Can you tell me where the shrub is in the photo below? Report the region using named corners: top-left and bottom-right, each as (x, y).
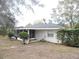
top-left (19, 31), bottom-right (28, 44)
top-left (57, 29), bottom-right (79, 47)
top-left (0, 27), bottom-right (7, 36)
top-left (19, 31), bottom-right (28, 39)
top-left (57, 30), bottom-right (65, 43)
top-left (8, 32), bottom-right (14, 38)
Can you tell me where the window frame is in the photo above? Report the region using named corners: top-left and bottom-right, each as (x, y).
top-left (47, 32), bottom-right (54, 37)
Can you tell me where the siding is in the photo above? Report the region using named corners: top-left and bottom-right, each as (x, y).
top-left (35, 30), bottom-right (46, 40)
top-left (35, 30), bottom-right (60, 43)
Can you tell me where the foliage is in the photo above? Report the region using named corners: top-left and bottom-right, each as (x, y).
top-left (0, 0), bottom-right (16, 28)
top-left (51, 0), bottom-right (79, 29)
top-left (0, 14), bottom-right (15, 32)
top-left (19, 31), bottom-right (28, 39)
top-left (0, 26), bottom-right (7, 36)
top-left (57, 29), bottom-right (79, 47)
top-left (75, 23), bottom-right (79, 29)
top-left (0, 0), bottom-right (42, 16)
top-left (0, 25), bottom-right (15, 36)
top-left (8, 32), bottom-right (15, 38)
top-left (0, 0), bottom-right (42, 32)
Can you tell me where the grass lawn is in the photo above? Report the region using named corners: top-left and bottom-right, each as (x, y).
top-left (0, 36), bottom-right (79, 59)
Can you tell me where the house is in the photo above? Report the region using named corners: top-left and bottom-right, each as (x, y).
top-left (16, 23), bottom-right (64, 43)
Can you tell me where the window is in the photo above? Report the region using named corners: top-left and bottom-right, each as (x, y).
top-left (47, 33), bottom-right (54, 37)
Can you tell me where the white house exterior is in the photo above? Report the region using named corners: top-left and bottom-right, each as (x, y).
top-left (35, 30), bottom-right (59, 43)
top-left (16, 23), bottom-right (63, 43)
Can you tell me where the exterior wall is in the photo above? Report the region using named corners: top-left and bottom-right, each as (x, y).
top-left (35, 30), bottom-right (60, 43)
top-left (45, 30), bottom-right (59, 43)
top-left (35, 30), bottom-right (46, 40)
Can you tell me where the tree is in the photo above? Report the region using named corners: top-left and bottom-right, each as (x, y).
top-left (0, 0), bottom-right (16, 34)
top-left (75, 23), bottom-right (79, 29)
top-left (51, 0), bottom-right (79, 29)
top-left (0, 0), bottom-right (43, 26)
top-left (0, 13), bottom-right (16, 35)
top-left (43, 18), bottom-right (47, 24)
top-left (0, 0), bottom-right (42, 35)
top-left (19, 32), bottom-right (28, 44)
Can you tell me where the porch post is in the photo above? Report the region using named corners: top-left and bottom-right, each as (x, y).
top-left (27, 29), bottom-right (30, 44)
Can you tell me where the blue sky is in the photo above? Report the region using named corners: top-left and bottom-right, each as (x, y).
top-left (15, 0), bottom-right (58, 27)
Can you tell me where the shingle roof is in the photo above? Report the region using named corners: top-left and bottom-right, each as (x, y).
top-left (26, 23), bottom-right (63, 29)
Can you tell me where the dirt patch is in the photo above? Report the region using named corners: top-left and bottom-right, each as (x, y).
top-left (1, 43), bottom-right (79, 59)
top-left (0, 40), bottom-right (6, 45)
top-left (0, 36), bottom-right (79, 59)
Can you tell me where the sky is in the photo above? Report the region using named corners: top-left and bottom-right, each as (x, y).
top-left (15, 0), bottom-right (59, 27)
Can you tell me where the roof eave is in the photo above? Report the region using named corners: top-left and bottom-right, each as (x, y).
top-left (26, 28), bottom-right (64, 30)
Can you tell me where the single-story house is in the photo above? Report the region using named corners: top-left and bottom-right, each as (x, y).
top-left (16, 23), bottom-right (64, 43)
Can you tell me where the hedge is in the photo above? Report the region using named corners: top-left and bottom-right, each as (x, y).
top-left (57, 29), bottom-right (79, 47)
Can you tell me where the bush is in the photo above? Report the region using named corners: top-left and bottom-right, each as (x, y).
top-left (19, 31), bottom-right (28, 44)
top-left (0, 27), bottom-right (7, 36)
top-left (8, 32), bottom-right (14, 38)
top-left (19, 31), bottom-right (28, 39)
top-left (57, 29), bottom-right (79, 47)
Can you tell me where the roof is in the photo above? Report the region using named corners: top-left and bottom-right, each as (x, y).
top-left (16, 23), bottom-right (64, 30)
top-left (25, 23), bottom-right (64, 30)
